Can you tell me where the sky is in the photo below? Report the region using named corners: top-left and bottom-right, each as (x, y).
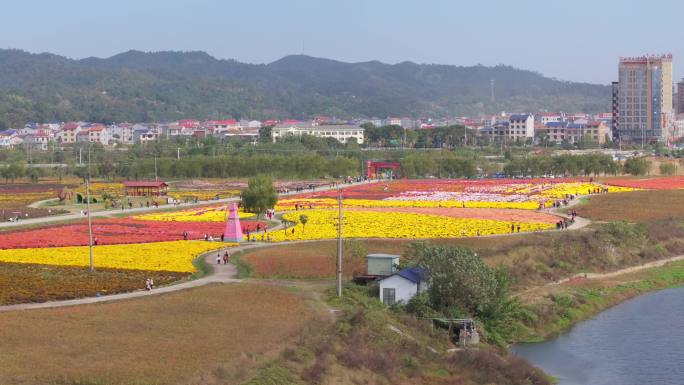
top-left (1, 0), bottom-right (683, 84)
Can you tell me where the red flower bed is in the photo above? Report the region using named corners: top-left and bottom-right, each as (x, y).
top-left (606, 177), bottom-right (684, 190)
top-left (0, 218), bottom-right (267, 249)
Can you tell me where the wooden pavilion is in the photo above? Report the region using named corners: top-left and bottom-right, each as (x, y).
top-left (123, 181), bottom-right (169, 197)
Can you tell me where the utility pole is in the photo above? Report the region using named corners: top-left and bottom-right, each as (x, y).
top-left (79, 147), bottom-right (82, 165)
top-left (154, 156), bottom-right (158, 181)
top-left (336, 188), bottom-right (343, 297)
top-left (177, 147), bottom-right (180, 160)
top-left (86, 145), bottom-right (94, 271)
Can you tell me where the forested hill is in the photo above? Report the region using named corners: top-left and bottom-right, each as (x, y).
top-left (0, 49), bottom-right (609, 128)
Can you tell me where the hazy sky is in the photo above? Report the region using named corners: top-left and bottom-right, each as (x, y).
top-left (1, 0), bottom-right (682, 84)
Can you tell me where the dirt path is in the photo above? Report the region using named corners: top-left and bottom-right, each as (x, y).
top-left (514, 254), bottom-right (684, 300)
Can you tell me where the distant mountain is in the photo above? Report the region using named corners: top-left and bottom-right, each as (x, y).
top-left (0, 49), bottom-right (610, 128)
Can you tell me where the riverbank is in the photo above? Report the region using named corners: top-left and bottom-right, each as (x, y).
top-left (511, 259), bottom-right (684, 343)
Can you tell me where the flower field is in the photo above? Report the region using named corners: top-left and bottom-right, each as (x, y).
top-left (0, 240), bottom-right (230, 272)
top-left (281, 180), bottom-right (633, 211)
top-left (0, 183), bottom-right (68, 218)
top-left (271, 209), bottom-right (554, 241)
top-left (606, 176), bottom-right (684, 190)
top-left (0, 218), bottom-right (266, 249)
top-left (134, 206), bottom-right (255, 222)
top-left (0, 262), bottom-right (187, 305)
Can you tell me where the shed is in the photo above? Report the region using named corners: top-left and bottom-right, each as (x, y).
top-left (367, 253), bottom-right (400, 276)
top-left (123, 181), bottom-right (168, 197)
top-left (379, 267), bottom-right (428, 305)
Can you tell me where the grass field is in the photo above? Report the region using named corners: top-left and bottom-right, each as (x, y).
top-left (577, 190), bottom-right (684, 222)
top-left (0, 262), bottom-right (187, 305)
top-left (0, 283), bottom-right (312, 385)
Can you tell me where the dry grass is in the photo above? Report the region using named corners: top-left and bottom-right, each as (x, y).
top-left (0, 283), bottom-right (312, 385)
top-left (577, 190), bottom-right (684, 222)
top-left (0, 262), bottom-right (187, 305)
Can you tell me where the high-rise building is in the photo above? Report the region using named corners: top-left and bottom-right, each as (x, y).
top-left (677, 79), bottom-right (684, 114)
top-left (614, 54), bottom-right (673, 143)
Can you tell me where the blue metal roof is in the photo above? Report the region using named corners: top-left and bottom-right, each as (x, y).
top-left (509, 114), bottom-right (530, 121)
top-left (396, 267), bottom-right (426, 284)
top-left (567, 123), bottom-right (586, 129)
top-left (545, 121), bottom-right (567, 128)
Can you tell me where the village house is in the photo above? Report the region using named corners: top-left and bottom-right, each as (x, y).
top-left (378, 266), bottom-right (428, 305)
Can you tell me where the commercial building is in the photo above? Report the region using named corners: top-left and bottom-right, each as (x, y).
top-left (271, 123), bottom-right (364, 144)
top-left (614, 54), bottom-right (673, 143)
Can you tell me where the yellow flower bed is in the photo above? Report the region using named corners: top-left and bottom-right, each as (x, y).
top-left (270, 209), bottom-right (553, 241)
top-left (0, 191), bottom-right (55, 204)
top-left (275, 198), bottom-right (542, 211)
top-left (0, 241), bottom-right (232, 273)
top-left (75, 182), bottom-right (124, 198)
top-left (506, 182), bottom-right (635, 198)
top-left (134, 206), bottom-right (254, 222)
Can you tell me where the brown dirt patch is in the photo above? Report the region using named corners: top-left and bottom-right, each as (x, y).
top-left (577, 190), bottom-right (684, 222)
top-left (0, 283), bottom-right (312, 384)
top-left (348, 207), bottom-right (559, 224)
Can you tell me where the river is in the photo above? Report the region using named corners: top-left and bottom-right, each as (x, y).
top-left (511, 286), bottom-right (684, 385)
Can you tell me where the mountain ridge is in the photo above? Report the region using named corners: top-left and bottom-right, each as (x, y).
top-left (0, 49), bottom-right (610, 128)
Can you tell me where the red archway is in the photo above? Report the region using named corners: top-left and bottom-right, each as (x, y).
top-left (366, 161), bottom-right (401, 178)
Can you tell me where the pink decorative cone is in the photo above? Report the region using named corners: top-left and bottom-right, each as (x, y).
top-left (224, 203), bottom-right (244, 242)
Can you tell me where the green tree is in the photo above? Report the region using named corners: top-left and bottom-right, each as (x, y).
top-left (624, 157), bottom-right (651, 176)
top-left (1, 162), bottom-right (26, 183)
top-left (417, 245), bottom-right (505, 316)
top-left (299, 214), bottom-right (308, 233)
top-left (241, 175), bottom-right (277, 219)
top-left (660, 162), bottom-right (677, 176)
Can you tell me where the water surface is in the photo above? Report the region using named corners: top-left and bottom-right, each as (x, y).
top-left (512, 286), bottom-right (684, 385)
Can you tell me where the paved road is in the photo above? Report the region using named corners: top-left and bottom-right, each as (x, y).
top-left (0, 179), bottom-right (379, 229)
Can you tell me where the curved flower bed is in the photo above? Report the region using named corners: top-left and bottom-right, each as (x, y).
top-left (270, 209), bottom-right (553, 241)
top-left (0, 240), bottom-right (232, 272)
top-left (0, 218), bottom-right (265, 249)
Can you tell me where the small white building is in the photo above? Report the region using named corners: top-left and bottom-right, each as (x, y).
top-left (378, 267), bottom-right (428, 305)
top-left (271, 123), bottom-right (364, 144)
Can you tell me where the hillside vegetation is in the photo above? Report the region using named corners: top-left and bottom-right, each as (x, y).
top-left (0, 49), bottom-right (609, 128)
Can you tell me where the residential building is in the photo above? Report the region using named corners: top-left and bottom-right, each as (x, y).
top-left (208, 119), bottom-right (239, 134)
top-left (378, 267), bottom-right (428, 305)
top-left (543, 121), bottom-right (568, 143)
top-left (492, 114), bottom-right (534, 140)
top-left (0, 129), bottom-right (19, 148)
top-left (271, 123), bottom-right (364, 144)
top-left (23, 133), bottom-right (50, 150)
top-left (674, 114), bottom-right (684, 139)
top-left (615, 54), bottom-right (674, 143)
top-left (539, 113), bottom-right (563, 125)
top-left (108, 124), bottom-right (134, 144)
top-left (88, 126), bottom-right (110, 145)
top-left (542, 121), bottom-right (608, 145)
top-left (677, 79), bottom-right (684, 114)
top-left (133, 129), bottom-right (157, 143)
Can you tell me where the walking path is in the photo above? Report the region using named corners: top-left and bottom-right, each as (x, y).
top-left (0, 190), bottom-right (605, 312)
top-left (514, 254), bottom-right (684, 299)
top-left (0, 179), bottom-right (378, 229)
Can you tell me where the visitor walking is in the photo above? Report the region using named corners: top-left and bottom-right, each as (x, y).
top-left (217, 253), bottom-right (222, 264)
